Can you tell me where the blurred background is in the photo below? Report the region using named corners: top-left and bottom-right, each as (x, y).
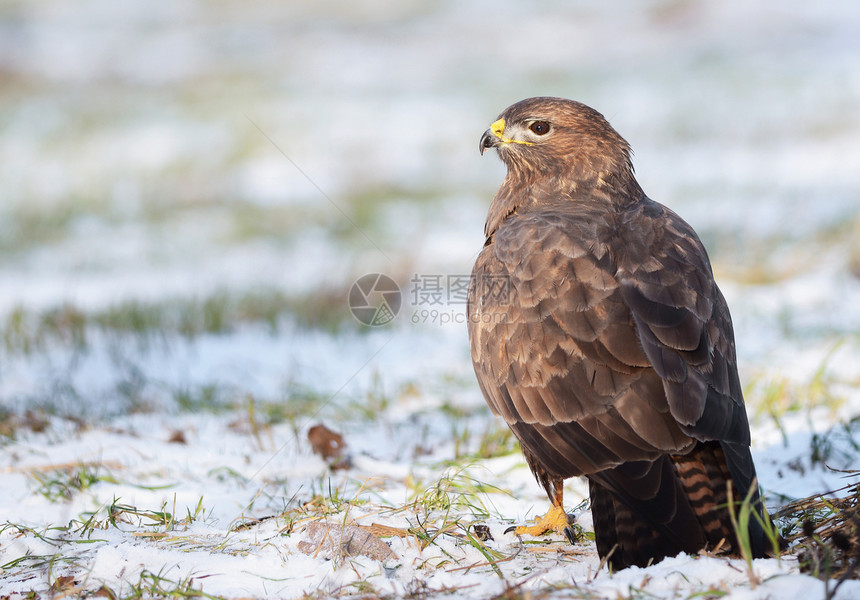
top-left (3, 5), bottom-right (860, 595)
top-left (1, 0), bottom-right (859, 431)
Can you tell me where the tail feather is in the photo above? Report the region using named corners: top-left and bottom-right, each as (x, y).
top-left (590, 478), bottom-right (686, 569)
top-left (588, 442), bottom-right (771, 569)
top-left (673, 445), bottom-right (734, 551)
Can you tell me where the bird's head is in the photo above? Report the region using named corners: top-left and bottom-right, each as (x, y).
top-left (480, 97), bottom-right (635, 187)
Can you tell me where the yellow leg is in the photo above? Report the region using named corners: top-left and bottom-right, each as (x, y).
top-left (513, 503), bottom-right (570, 536)
top-left (506, 487), bottom-right (576, 542)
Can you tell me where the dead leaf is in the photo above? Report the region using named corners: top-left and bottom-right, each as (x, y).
top-left (307, 423), bottom-right (345, 459)
top-left (472, 524), bottom-right (494, 541)
top-left (298, 522), bottom-right (397, 561)
top-left (93, 585), bottom-right (118, 599)
top-left (50, 575), bottom-right (77, 593)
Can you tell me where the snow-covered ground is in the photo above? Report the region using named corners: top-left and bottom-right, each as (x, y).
top-left (2, 0), bottom-right (860, 598)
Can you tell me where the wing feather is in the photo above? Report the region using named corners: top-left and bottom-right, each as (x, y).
top-left (468, 200), bottom-right (754, 481)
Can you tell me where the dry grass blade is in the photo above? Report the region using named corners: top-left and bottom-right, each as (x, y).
top-left (774, 473), bottom-right (860, 583)
top-left (367, 522), bottom-right (410, 537)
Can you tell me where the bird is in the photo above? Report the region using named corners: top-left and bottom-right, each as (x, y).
top-left (467, 97), bottom-right (772, 570)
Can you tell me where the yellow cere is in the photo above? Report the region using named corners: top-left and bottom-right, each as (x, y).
top-left (490, 118), bottom-right (506, 138)
top-left (490, 118), bottom-right (534, 146)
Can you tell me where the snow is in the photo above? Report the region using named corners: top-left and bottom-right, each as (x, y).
top-left (2, 0), bottom-right (860, 598)
top-left (2, 326), bottom-right (859, 598)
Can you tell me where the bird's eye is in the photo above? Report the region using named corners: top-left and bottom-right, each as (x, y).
top-left (529, 121), bottom-right (551, 135)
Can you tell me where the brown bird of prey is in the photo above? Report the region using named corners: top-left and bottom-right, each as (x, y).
top-left (468, 97), bottom-right (771, 570)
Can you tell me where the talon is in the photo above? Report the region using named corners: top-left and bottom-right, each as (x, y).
top-left (563, 525), bottom-right (577, 544)
top-left (504, 525), bottom-right (517, 535)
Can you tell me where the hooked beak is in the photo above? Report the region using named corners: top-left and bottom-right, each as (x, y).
top-left (479, 118), bottom-right (532, 155)
top-left (480, 117), bottom-right (507, 155)
top-left (479, 128), bottom-right (500, 155)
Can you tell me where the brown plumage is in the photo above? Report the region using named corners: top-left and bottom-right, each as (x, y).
top-left (468, 97), bottom-right (770, 569)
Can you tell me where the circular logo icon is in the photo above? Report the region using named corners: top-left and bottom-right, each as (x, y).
top-left (348, 273), bottom-right (401, 326)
